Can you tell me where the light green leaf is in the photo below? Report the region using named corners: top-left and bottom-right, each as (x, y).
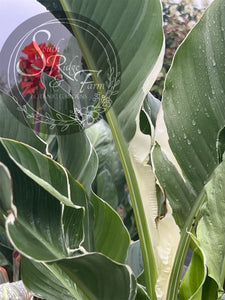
top-left (91, 192), bottom-right (130, 263)
top-left (180, 234), bottom-right (207, 300)
top-left (22, 253), bottom-right (137, 300)
top-left (139, 92), bottom-right (161, 137)
top-left (0, 136), bottom-right (131, 264)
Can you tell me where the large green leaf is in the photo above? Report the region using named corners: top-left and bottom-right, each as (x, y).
top-left (36, 1), bottom-right (166, 299)
top-left (152, 0), bottom-right (225, 298)
top-left (0, 138), bottom-right (94, 252)
top-left (0, 141), bottom-right (85, 261)
top-left (22, 253), bottom-right (136, 300)
top-left (0, 136), bottom-right (131, 263)
top-left (158, 0), bottom-right (225, 193)
top-left (42, 74), bottom-right (131, 259)
top-left (0, 138), bottom-right (81, 207)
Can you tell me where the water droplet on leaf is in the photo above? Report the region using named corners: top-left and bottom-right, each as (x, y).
top-left (187, 139), bottom-right (191, 145)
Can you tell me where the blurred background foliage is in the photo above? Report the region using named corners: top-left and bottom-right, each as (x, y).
top-left (151, 0), bottom-right (211, 99)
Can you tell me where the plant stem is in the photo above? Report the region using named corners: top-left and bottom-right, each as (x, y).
top-left (166, 190), bottom-right (206, 300)
top-left (106, 109), bottom-right (157, 300)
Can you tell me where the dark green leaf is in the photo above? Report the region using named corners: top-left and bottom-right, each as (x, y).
top-left (22, 253), bottom-right (137, 300)
top-left (91, 192), bottom-right (130, 263)
top-left (0, 140), bottom-right (86, 261)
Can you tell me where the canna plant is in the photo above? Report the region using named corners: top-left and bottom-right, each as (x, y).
top-left (0, 0), bottom-right (225, 299)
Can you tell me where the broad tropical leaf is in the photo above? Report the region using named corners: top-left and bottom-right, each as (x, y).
top-left (153, 0), bottom-right (225, 298)
top-left (0, 136), bottom-right (94, 250)
top-left (42, 73), bottom-right (130, 260)
top-left (35, 1), bottom-right (167, 299)
top-left (0, 141), bottom-right (85, 261)
top-left (22, 253), bottom-right (136, 300)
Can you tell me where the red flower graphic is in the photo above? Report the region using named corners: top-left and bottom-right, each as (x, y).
top-left (19, 41), bottom-right (60, 96)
